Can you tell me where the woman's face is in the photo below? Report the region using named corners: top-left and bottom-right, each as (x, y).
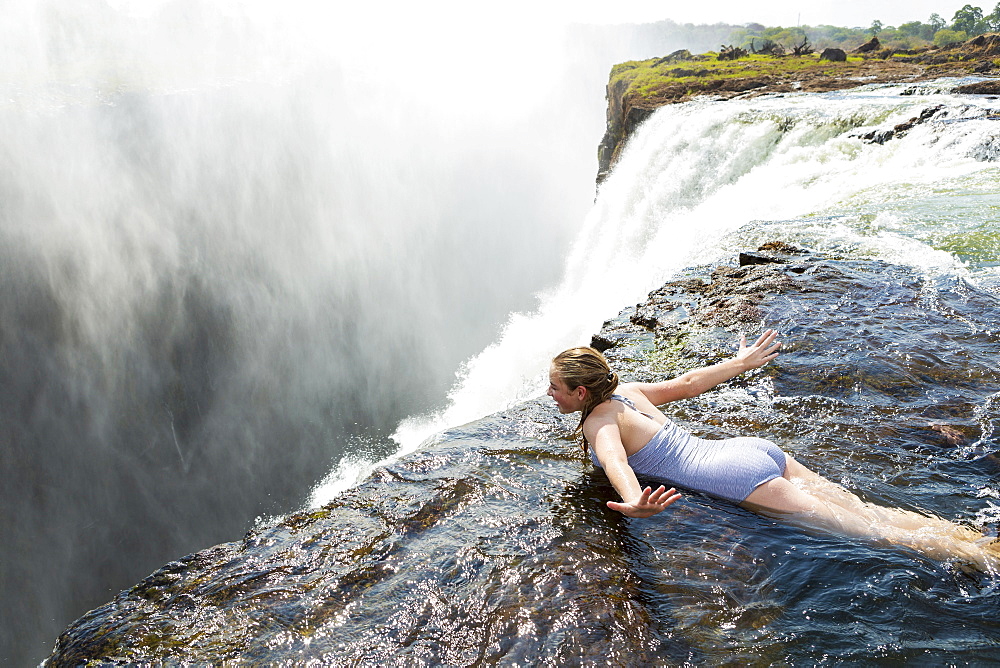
top-left (547, 368), bottom-right (585, 414)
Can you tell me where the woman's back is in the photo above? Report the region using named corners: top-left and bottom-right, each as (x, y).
top-left (587, 383), bottom-right (668, 456)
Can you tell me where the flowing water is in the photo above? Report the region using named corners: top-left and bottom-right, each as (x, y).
top-left (294, 82), bottom-right (1000, 663)
top-left (6, 3), bottom-right (1000, 664)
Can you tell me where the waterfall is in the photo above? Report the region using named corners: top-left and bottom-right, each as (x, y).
top-left (381, 83), bottom-right (1000, 475)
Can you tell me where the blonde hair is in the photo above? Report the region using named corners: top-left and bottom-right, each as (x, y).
top-left (551, 346), bottom-right (619, 452)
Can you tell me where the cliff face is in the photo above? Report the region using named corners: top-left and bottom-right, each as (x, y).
top-left (597, 34), bottom-right (1000, 184)
top-left (596, 74), bottom-right (654, 184)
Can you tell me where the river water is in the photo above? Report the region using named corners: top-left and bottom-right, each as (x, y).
top-left (45, 82), bottom-right (1000, 664)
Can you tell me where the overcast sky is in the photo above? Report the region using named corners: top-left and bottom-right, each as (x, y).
top-left (105, 0), bottom-right (980, 32)
top-left (258, 0), bottom-right (983, 66)
top-left (560, 0), bottom-right (971, 29)
top-left (90, 0), bottom-right (984, 97)
top-left (254, 0), bottom-right (975, 35)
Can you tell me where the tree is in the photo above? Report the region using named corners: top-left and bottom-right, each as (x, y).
top-left (935, 28), bottom-right (968, 45)
top-left (898, 20), bottom-right (937, 40)
top-left (987, 2), bottom-right (1000, 30)
top-left (929, 13), bottom-right (947, 32)
top-left (951, 4), bottom-right (985, 35)
top-left (870, 19), bottom-right (883, 36)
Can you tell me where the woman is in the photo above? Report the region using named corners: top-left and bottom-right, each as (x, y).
top-left (549, 331), bottom-right (998, 570)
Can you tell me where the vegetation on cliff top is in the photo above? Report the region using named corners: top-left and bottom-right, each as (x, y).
top-left (608, 33), bottom-right (1000, 111)
top-left (607, 5), bottom-right (1000, 108)
top-left (720, 4), bottom-right (1000, 53)
top-left (609, 53), bottom-right (863, 101)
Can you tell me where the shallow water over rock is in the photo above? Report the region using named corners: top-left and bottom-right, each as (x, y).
top-left (47, 248), bottom-right (1000, 664)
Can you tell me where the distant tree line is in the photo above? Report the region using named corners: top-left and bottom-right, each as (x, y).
top-left (728, 4), bottom-right (1000, 52)
top-left (569, 5), bottom-right (1000, 69)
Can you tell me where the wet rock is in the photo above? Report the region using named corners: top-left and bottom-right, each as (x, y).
top-left (928, 422), bottom-right (969, 446)
top-left (45, 242), bottom-right (1000, 665)
top-left (953, 79), bottom-right (1000, 95)
top-left (631, 300), bottom-right (683, 330)
top-left (739, 252), bottom-right (787, 266)
top-left (758, 241), bottom-right (804, 255)
top-left (595, 245), bottom-right (808, 341)
top-left (859, 105), bottom-right (943, 144)
top-left (590, 323), bottom-right (631, 352)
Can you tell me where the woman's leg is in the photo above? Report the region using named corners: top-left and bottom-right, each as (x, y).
top-left (783, 455), bottom-right (983, 538)
top-left (743, 455), bottom-right (996, 570)
top-left (740, 475), bottom-right (873, 537)
top-left (746, 455), bottom-right (888, 531)
top-left (781, 456), bottom-right (933, 530)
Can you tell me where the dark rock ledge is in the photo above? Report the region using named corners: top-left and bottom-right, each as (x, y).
top-left (43, 243), bottom-right (830, 665)
top-left (592, 241), bottom-right (808, 355)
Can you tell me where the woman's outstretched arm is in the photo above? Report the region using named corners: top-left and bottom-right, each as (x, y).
top-left (633, 329), bottom-right (781, 405)
top-left (587, 420), bottom-right (681, 518)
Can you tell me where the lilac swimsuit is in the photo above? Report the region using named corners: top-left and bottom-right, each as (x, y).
top-left (589, 394), bottom-right (787, 503)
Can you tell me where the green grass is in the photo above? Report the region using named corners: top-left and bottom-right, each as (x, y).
top-left (609, 53), bottom-right (868, 105)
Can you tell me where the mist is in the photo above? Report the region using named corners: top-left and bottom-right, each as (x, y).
top-left (0, 1), bottom-right (698, 663)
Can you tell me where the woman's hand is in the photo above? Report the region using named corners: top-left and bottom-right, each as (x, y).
top-left (735, 328), bottom-right (781, 370)
top-left (607, 485), bottom-right (682, 518)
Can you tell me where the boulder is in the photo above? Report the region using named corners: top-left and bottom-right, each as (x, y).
top-left (854, 37), bottom-right (881, 54)
top-left (953, 79), bottom-right (1000, 94)
top-left (654, 49), bottom-right (694, 65)
top-left (820, 48), bottom-right (847, 62)
top-left (859, 105), bottom-right (943, 144)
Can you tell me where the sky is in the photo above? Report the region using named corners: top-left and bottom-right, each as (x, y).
top-left (269, 0), bottom-right (979, 33)
top-left (555, 0), bottom-right (972, 29)
top-left (101, 0), bottom-right (978, 32)
top-left (99, 1), bottom-right (980, 64)
top-left (237, 0), bottom-right (979, 76)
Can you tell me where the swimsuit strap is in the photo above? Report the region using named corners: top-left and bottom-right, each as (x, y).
top-left (610, 394), bottom-right (637, 410)
top-left (610, 394), bottom-right (661, 421)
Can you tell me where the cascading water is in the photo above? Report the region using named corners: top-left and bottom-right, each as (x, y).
top-left (378, 82), bottom-right (1000, 471)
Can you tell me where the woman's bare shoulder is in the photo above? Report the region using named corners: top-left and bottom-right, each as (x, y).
top-left (614, 383), bottom-right (651, 401)
top-left (588, 396), bottom-right (621, 419)
top-left (613, 383), bottom-right (662, 411)
top-left (582, 399), bottom-right (623, 441)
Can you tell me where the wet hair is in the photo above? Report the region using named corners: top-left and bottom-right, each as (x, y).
top-left (551, 346), bottom-right (619, 452)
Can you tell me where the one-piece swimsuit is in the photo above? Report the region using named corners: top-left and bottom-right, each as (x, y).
top-left (589, 394), bottom-right (787, 503)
